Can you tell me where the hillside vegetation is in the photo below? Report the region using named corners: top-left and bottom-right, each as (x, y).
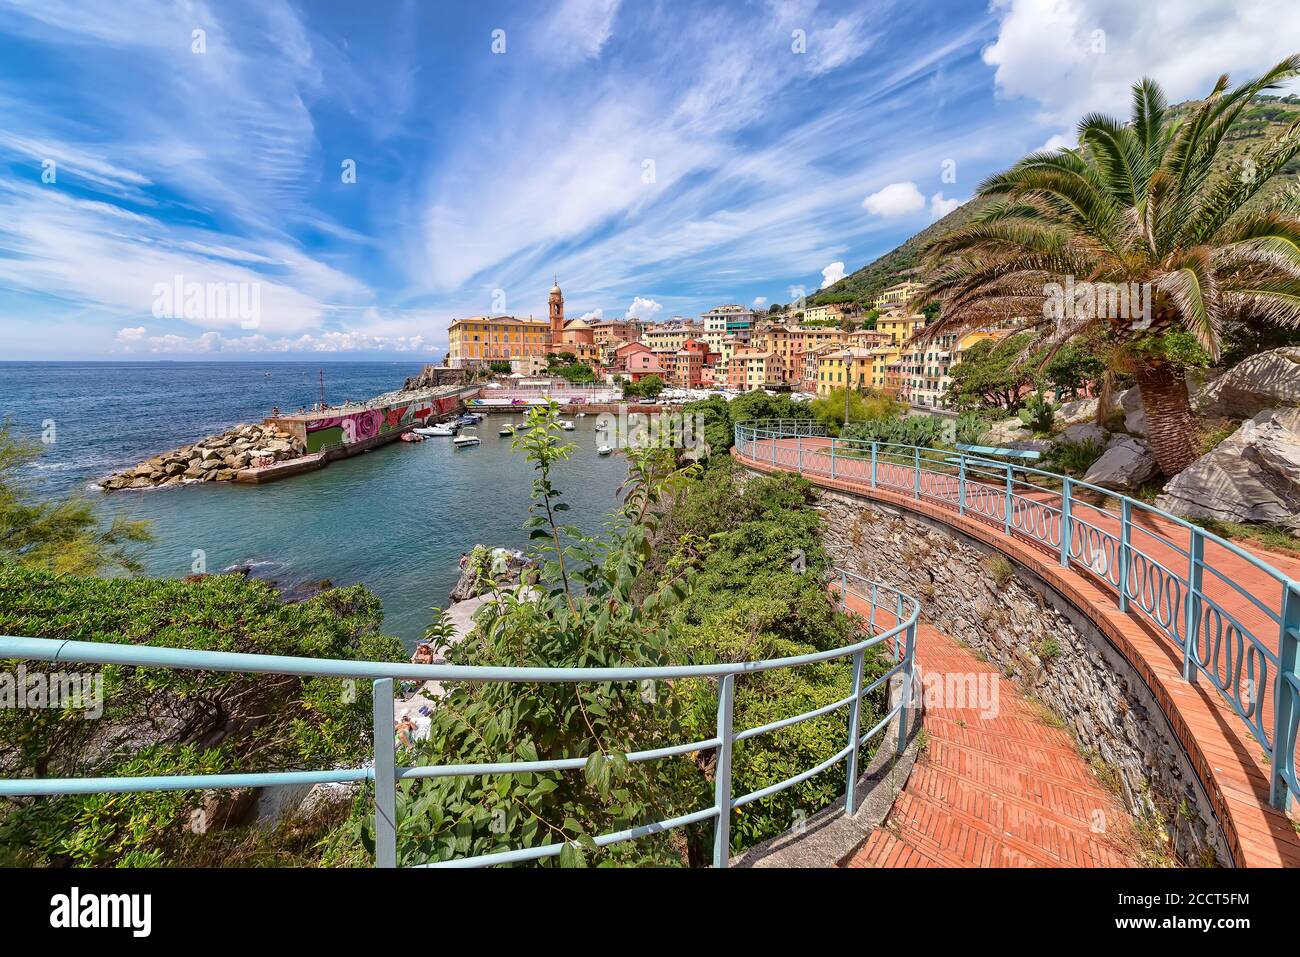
top-left (812, 94), bottom-right (1300, 311)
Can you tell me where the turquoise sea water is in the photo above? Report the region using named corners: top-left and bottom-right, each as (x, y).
top-left (1, 362), bottom-right (629, 645)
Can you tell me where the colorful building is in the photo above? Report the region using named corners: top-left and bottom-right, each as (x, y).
top-left (815, 348), bottom-right (878, 397)
top-left (871, 281), bottom-right (925, 311)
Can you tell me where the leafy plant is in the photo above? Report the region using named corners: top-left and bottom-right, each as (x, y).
top-left (1017, 390), bottom-right (1057, 435)
top-left (1045, 437), bottom-right (1105, 476)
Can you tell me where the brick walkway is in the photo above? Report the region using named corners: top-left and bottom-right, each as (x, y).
top-left (849, 623), bottom-right (1140, 867)
top-left (737, 437), bottom-right (1300, 867)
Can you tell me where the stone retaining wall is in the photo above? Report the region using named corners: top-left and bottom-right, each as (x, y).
top-left (799, 483), bottom-right (1231, 866)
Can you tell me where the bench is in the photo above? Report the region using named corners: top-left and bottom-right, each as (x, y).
top-left (955, 443), bottom-right (1041, 462)
top-left (947, 443), bottom-right (1042, 480)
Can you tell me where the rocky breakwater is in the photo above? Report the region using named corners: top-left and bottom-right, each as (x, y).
top-left (99, 422), bottom-right (306, 490)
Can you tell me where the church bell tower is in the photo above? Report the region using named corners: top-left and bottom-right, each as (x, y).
top-left (549, 277), bottom-right (564, 344)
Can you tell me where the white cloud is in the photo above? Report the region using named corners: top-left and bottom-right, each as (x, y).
top-left (536, 0), bottom-right (621, 63)
top-left (625, 296), bottom-right (662, 321)
top-left (1038, 132), bottom-right (1074, 152)
top-left (820, 262), bottom-right (847, 288)
top-left (861, 181), bottom-right (926, 217)
top-left (115, 326), bottom-right (146, 342)
top-left (752, 296), bottom-right (768, 307)
top-left (580, 307), bottom-right (605, 321)
top-left (984, 0), bottom-right (1300, 125)
top-left (930, 192), bottom-right (965, 219)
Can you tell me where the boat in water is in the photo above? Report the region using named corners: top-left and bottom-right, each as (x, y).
top-left (576, 412), bottom-right (587, 418)
top-left (400, 431), bottom-right (424, 443)
top-left (414, 423), bottom-right (457, 437)
top-left (559, 420), bottom-right (576, 431)
top-left (456, 413), bottom-right (482, 425)
top-left (597, 444), bottom-right (613, 456)
top-left (453, 433), bottom-right (481, 448)
top-left (498, 423), bottom-right (515, 436)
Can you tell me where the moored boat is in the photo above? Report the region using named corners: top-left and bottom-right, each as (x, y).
top-left (453, 433), bottom-right (480, 448)
top-left (498, 423), bottom-right (515, 436)
top-left (597, 444), bottom-right (613, 455)
top-left (414, 423), bottom-right (457, 437)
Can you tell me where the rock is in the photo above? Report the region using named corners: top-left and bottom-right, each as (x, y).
top-left (292, 782), bottom-right (359, 824)
top-left (192, 787), bottom-right (256, 833)
top-left (1059, 422), bottom-right (1108, 445)
top-left (1118, 388), bottom-right (1148, 438)
top-left (449, 546), bottom-right (536, 601)
top-left (1056, 397), bottom-right (1099, 424)
top-left (988, 417), bottom-right (1033, 444)
top-left (1156, 408), bottom-right (1300, 531)
top-left (1082, 437), bottom-right (1160, 493)
top-left (1005, 438), bottom-right (1051, 453)
top-left (1195, 347), bottom-right (1300, 419)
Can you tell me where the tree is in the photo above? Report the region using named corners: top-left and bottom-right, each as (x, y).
top-left (809, 389), bottom-right (901, 435)
top-left (0, 424), bottom-right (151, 574)
top-left (488, 361), bottom-right (512, 375)
top-left (944, 333), bottom-right (1036, 410)
top-left (624, 374), bottom-right (664, 400)
top-left (916, 56), bottom-right (1300, 474)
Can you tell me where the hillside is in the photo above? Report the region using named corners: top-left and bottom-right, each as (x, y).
top-left (811, 94), bottom-right (1300, 310)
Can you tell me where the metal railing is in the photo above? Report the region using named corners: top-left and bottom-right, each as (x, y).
top-left (0, 571), bottom-right (917, 868)
top-left (735, 419), bottom-right (1300, 813)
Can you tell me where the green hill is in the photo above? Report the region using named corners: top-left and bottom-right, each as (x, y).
top-left (811, 94), bottom-right (1300, 311)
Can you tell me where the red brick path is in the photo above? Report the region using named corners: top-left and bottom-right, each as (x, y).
top-left (849, 623), bottom-right (1139, 867)
top-left (737, 437), bottom-right (1300, 867)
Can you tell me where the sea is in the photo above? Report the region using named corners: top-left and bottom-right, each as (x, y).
top-left (0, 361), bottom-right (631, 646)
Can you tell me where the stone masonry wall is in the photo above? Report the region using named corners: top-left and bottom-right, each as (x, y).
top-left (809, 485), bottom-right (1230, 866)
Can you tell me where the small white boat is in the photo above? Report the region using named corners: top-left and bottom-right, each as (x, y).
top-left (453, 433), bottom-right (480, 448)
top-left (414, 423), bottom-right (456, 437)
top-left (559, 420), bottom-right (576, 431)
top-left (498, 423), bottom-right (515, 436)
top-left (576, 412), bottom-right (587, 418)
top-left (597, 445), bottom-right (613, 456)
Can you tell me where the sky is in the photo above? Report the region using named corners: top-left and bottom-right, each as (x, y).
top-left (1, 0), bottom-right (1298, 361)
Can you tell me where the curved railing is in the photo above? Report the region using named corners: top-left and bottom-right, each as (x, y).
top-left (735, 418), bottom-right (1300, 814)
top-left (0, 570), bottom-right (918, 868)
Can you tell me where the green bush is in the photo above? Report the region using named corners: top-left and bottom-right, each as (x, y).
top-left (0, 567), bottom-right (405, 866)
top-left (1045, 438), bottom-right (1105, 476)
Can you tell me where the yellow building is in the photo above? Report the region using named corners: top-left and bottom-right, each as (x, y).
top-left (876, 311), bottom-right (925, 347)
top-left (798, 325), bottom-right (849, 352)
top-left (447, 316), bottom-right (552, 367)
top-left (802, 303), bottom-right (844, 324)
top-left (641, 323), bottom-right (700, 352)
top-left (816, 348), bottom-right (879, 396)
top-left (871, 281), bottom-right (925, 311)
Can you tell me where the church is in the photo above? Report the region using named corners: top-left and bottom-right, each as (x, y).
top-left (445, 278), bottom-right (601, 370)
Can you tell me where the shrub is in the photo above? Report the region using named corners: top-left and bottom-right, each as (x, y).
top-left (1045, 438), bottom-right (1105, 476)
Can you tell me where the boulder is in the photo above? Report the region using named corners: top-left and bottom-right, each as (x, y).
top-left (1082, 437), bottom-right (1160, 493)
top-left (988, 417), bottom-right (1033, 444)
top-left (1195, 347), bottom-right (1300, 419)
top-left (1056, 397), bottom-right (1099, 425)
top-left (1156, 408), bottom-right (1300, 532)
top-left (1059, 422), bottom-right (1108, 446)
top-left (1118, 388), bottom-right (1148, 438)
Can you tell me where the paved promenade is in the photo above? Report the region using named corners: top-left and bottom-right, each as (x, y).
top-left (737, 436), bottom-right (1300, 867)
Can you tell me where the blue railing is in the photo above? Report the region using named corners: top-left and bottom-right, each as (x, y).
top-left (735, 419), bottom-right (1300, 813)
top-left (0, 570), bottom-right (917, 868)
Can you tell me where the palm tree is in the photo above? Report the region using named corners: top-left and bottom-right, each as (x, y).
top-left (913, 56), bottom-right (1300, 474)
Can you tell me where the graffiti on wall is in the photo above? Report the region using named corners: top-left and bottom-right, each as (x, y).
top-left (304, 394), bottom-right (462, 453)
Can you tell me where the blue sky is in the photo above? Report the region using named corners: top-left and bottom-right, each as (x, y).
top-left (1, 0), bottom-right (1297, 360)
